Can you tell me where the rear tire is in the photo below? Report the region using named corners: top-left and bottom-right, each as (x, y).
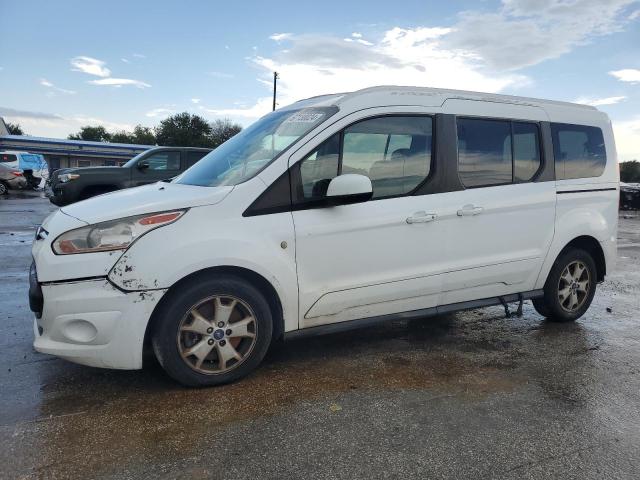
top-left (531, 298), bottom-right (550, 317)
top-left (152, 275), bottom-right (273, 387)
top-left (535, 248), bottom-right (597, 322)
top-left (0, 182), bottom-right (8, 196)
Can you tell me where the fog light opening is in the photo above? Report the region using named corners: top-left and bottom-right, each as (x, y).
top-left (63, 319), bottom-right (98, 343)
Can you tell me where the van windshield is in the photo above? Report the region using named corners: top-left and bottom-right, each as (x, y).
top-left (174, 106), bottom-right (337, 187)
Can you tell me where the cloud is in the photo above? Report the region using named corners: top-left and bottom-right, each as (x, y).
top-left (445, 0), bottom-right (637, 70)
top-left (203, 26), bottom-right (527, 121)
top-left (39, 78), bottom-right (76, 95)
top-left (613, 117), bottom-right (640, 162)
top-left (204, 0), bottom-right (638, 123)
top-left (0, 107), bottom-right (135, 138)
top-left (132, 53), bottom-right (146, 59)
top-left (191, 98), bottom-right (201, 104)
top-left (70, 56), bottom-right (111, 77)
top-left (200, 97), bottom-right (274, 119)
top-left (628, 9), bottom-right (640, 20)
top-left (121, 58), bottom-right (130, 64)
top-left (88, 78), bottom-right (151, 88)
top-left (72, 55), bottom-right (150, 88)
top-left (145, 107), bottom-right (175, 118)
top-left (270, 33), bottom-right (292, 41)
top-left (270, 33), bottom-right (405, 69)
top-left (345, 32), bottom-right (373, 46)
top-left (344, 37), bottom-right (374, 46)
top-left (0, 106), bottom-right (63, 120)
top-left (69, 115), bottom-right (134, 132)
top-left (609, 68), bottom-right (640, 83)
top-left (574, 95), bottom-right (626, 106)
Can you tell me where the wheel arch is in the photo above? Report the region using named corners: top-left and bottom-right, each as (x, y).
top-left (538, 235), bottom-right (606, 289)
top-left (143, 265), bottom-right (285, 351)
top-left (561, 235), bottom-right (606, 282)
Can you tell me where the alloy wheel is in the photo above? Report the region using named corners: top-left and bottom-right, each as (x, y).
top-left (557, 260), bottom-right (591, 313)
top-left (176, 295), bottom-right (258, 374)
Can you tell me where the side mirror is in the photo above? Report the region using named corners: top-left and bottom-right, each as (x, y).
top-left (326, 174), bottom-right (373, 206)
top-left (137, 161), bottom-right (150, 170)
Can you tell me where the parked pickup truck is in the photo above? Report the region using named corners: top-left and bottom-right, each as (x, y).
top-left (49, 146), bottom-right (211, 206)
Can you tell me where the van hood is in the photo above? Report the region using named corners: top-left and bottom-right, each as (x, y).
top-left (60, 182), bottom-right (233, 224)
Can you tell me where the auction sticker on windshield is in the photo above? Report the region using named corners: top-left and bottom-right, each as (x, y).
top-left (283, 111), bottom-right (326, 124)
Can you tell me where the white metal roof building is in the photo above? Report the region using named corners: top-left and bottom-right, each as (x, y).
top-left (0, 117), bottom-right (152, 171)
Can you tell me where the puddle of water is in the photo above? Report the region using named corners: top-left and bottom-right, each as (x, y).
top-left (6, 318), bottom-right (530, 479)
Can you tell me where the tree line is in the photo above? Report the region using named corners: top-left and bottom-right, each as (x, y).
top-left (5, 113), bottom-right (242, 149)
top-left (67, 113), bottom-right (242, 148)
top-left (621, 160), bottom-right (640, 183)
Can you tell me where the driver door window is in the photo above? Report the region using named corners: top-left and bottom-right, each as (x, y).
top-left (298, 133), bottom-right (340, 200)
top-left (296, 116), bottom-right (432, 204)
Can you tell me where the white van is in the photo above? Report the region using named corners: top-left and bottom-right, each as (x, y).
top-left (29, 87), bottom-right (619, 386)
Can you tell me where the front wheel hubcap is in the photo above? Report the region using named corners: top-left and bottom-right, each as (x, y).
top-left (177, 295), bottom-right (257, 374)
top-left (558, 260), bottom-right (590, 313)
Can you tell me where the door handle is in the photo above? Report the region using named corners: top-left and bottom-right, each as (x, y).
top-left (406, 211), bottom-right (437, 224)
top-left (457, 204), bottom-right (484, 216)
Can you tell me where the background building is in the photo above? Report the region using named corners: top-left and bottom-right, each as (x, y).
top-left (0, 117), bottom-right (151, 171)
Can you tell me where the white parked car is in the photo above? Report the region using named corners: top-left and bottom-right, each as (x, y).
top-left (29, 87), bottom-right (619, 386)
top-left (0, 150), bottom-right (49, 188)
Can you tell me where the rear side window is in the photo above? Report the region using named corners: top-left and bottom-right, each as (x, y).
top-left (457, 119), bottom-right (512, 187)
top-left (551, 123), bottom-right (606, 179)
top-left (1, 153), bottom-right (18, 163)
top-left (457, 118), bottom-right (542, 187)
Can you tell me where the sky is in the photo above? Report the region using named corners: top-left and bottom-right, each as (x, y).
top-left (0, 0), bottom-right (639, 161)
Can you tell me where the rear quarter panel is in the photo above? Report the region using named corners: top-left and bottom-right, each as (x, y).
top-left (535, 107), bottom-right (618, 287)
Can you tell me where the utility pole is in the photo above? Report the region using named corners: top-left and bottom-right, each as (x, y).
top-left (272, 71), bottom-right (279, 111)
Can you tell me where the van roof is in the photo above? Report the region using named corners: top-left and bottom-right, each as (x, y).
top-left (295, 85), bottom-right (598, 112)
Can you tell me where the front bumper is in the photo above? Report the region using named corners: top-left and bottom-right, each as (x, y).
top-left (49, 183), bottom-right (74, 206)
top-left (32, 278), bottom-right (167, 369)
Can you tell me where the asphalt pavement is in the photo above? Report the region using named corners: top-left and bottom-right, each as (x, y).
top-left (1, 191), bottom-right (639, 480)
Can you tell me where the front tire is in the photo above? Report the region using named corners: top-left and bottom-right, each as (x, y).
top-left (152, 275), bottom-right (273, 387)
top-left (533, 248), bottom-right (597, 322)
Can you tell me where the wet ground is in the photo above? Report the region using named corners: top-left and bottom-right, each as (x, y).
top-left (1, 192), bottom-right (639, 480)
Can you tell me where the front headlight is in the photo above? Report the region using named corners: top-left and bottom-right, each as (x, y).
top-left (58, 173), bottom-right (80, 183)
top-left (52, 210), bottom-right (186, 255)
